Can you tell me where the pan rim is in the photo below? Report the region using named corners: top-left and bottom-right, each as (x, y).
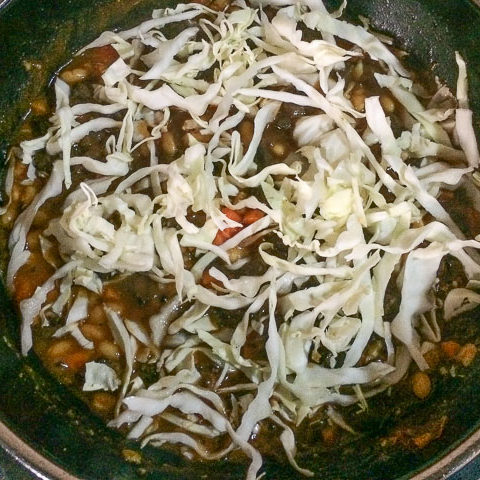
top-left (0, 421), bottom-right (79, 480)
top-left (0, 0), bottom-right (480, 479)
top-left (410, 428), bottom-right (480, 480)
top-left (2, 414), bottom-right (480, 480)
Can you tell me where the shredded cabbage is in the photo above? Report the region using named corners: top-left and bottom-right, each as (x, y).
top-left (83, 361), bottom-right (121, 391)
top-left (5, 0), bottom-right (480, 478)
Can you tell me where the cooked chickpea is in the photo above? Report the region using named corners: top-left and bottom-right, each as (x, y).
top-left (351, 85), bottom-right (366, 112)
top-left (11, 184), bottom-right (20, 202)
top-left (423, 347), bottom-right (441, 369)
top-left (91, 392), bottom-right (117, 414)
top-left (161, 131), bottom-right (177, 156)
top-left (352, 60), bottom-right (364, 81)
top-left (228, 246), bottom-right (248, 263)
top-left (134, 120), bottom-right (150, 141)
top-left (31, 98), bottom-right (49, 116)
top-left (88, 304), bottom-right (107, 325)
top-left (271, 142), bottom-right (286, 157)
top-left (47, 338), bottom-right (76, 361)
top-left (380, 94), bottom-right (396, 114)
top-left (60, 67), bottom-right (88, 85)
top-left (21, 184), bottom-right (37, 205)
top-left (80, 323), bottom-right (109, 343)
top-left (455, 343), bottom-right (477, 367)
top-left (122, 449), bottom-right (142, 464)
top-left (239, 120), bottom-right (254, 148)
top-left (26, 229), bottom-right (41, 250)
top-left (98, 340), bottom-right (120, 361)
top-left (411, 371), bottom-right (431, 400)
top-left (0, 205), bottom-right (18, 227)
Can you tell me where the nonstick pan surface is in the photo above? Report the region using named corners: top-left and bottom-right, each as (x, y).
top-left (0, 1), bottom-right (479, 479)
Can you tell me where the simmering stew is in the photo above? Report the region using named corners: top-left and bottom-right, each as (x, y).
top-left (2, 0), bottom-right (480, 477)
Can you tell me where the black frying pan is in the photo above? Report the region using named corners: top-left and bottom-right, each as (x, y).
top-left (0, 1), bottom-right (480, 479)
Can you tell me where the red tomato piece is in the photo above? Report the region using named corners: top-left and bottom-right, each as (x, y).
top-left (221, 207), bottom-right (243, 223)
top-left (213, 227), bottom-right (242, 246)
top-left (242, 209), bottom-right (265, 225)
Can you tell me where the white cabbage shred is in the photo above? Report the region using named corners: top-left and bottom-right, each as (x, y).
top-left (83, 361), bottom-right (121, 391)
top-left (5, 0), bottom-right (480, 478)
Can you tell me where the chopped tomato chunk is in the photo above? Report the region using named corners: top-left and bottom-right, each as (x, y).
top-left (63, 349), bottom-right (94, 371)
top-left (221, 207), bottom-right (243, 223)
top-left (242, 209), bottom-right (265, 225)
top-left (212, 207), bottom-right (265, 245)
top-left (213, 227), bottom-right (242, 246)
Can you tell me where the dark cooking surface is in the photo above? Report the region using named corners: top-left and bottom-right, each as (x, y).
top-left (0, 0), bottom-right (480, 479)
top-left (0, 447), bottom-right (479, 480)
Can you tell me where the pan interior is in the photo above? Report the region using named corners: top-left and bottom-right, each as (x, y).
top-left (0, 0), bottom-right (479, 479)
